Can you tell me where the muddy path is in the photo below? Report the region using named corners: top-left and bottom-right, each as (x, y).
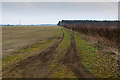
top-left (3, 30), bottom-right (64, 78)
top-left (63, 34), bottom-right (94, 78)
top-left (47, 33), bottom-right (94, 78)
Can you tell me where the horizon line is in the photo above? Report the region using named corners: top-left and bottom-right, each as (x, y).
top-left (1, 19), bottom-right (120, 25)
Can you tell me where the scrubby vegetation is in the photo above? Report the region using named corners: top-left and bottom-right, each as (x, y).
top-left (58, 20), bottom-right (119, 48)
top-left (72, 32), bottom-right (118, 78)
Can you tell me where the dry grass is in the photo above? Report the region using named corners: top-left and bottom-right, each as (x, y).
top-left (72, 31), bottom-right (118, 78)
top-left (65, 24), bottom-right (119, 49)
top-left (2, 26), bottom-right (60, 57)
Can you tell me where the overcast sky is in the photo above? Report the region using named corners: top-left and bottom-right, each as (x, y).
top-left (2, 2), bottom-right (118, 24)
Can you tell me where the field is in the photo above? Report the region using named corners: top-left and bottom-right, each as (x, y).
top-left (2, 26), bottom-right (60, 57)
top-left (2, 26), bottom-right (61, 69)
top-left (2, 26), bottom-right (119, 78)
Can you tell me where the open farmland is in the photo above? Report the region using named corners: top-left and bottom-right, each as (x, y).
top-left (2, 26), bottom-right (119, 78)
top-left (2, 26), bottom-right (61, 70)
top-left (2, 26), bottom-right (60, 57)
top-left (2, 2), bottom-right (120, 79)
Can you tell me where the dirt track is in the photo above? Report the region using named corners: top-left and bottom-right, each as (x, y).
top-left (63, 34), bottom-right (94, 78)
top-left (3, 30), bottom-right (94, 78)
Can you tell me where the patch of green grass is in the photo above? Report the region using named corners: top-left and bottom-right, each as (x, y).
top-left (72, 31), bottom-right (118, 78)
top-left (51, 64), bottom-right (76, 78)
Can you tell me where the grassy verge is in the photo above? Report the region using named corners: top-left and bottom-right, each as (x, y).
top-left (2, 28), bottom-right (62, 69)
top-left (48, 27), bottom-right (76, 78)
top-left (72, 31), bottom-right (118, 78)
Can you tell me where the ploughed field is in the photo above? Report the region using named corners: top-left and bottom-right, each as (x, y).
top-left (2, 26), bottom-right (119, 78)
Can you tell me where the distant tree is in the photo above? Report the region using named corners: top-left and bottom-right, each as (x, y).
top-left (57, 21), bottom-right (61, 26)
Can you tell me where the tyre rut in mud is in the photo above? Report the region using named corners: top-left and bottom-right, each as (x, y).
top-left (63, 34), bottom-right (94, 78)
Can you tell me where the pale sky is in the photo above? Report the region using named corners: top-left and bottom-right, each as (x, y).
top-left (2, 2), bottom-right (118, 24)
